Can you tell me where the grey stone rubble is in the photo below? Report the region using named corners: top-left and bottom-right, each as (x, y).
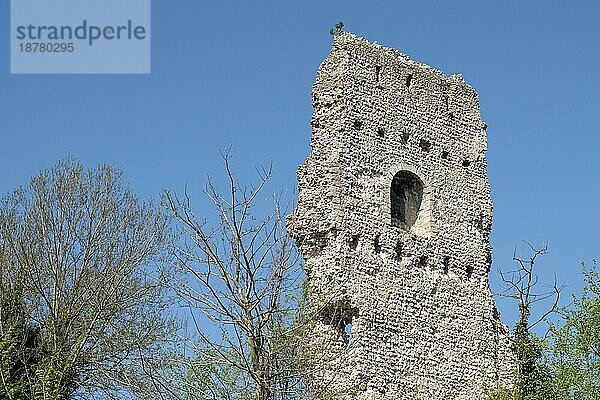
top-left (288, 32), bottom-right (514, 399)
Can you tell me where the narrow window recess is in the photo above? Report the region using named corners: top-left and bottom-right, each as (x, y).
top-left (418, 255), bottom-right (428, 268)
top-left (376, 65), bottom-right (382, 83)
top-left (406, 74), bottom-right (413, 88)
top-left (401, 131), bottom-right (410, 144)
top-left (374, 235), bottom-right (381, 254)
top-left (349, 235), bottom-right (359, 250)
top-left (441, 150), bottom-right (449, 159)
top-left (462, 159), bottom-right (471, 167)
top-left (395, 241), bottom-right (403, 262)
top-left (475, 216), bottom-right (484, 231)
top-left (377, 127), bottom-right (385, 137)
top-left (442, 256), bottom-right (450, 274)
top-left (353, 119), bottom-right (363, 130)
top-left (419, 139), bottom-right (431, 152)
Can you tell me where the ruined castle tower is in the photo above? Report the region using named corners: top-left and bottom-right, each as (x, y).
top-left (288, 33), bottom-right (514, 399)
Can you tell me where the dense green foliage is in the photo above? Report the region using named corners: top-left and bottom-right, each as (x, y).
top-left (549, 261), bottom-right (600, 399)
top-left (329, 21), bottom-right (344, 36)
top-left (511, 308), bottom-right (556, 399)
top-left (0, 292), bottom-right (38, 399)
top-left (0, 158), bottom-right (173, 400)
top-left (0, 290), bottom-right (77, 399)
top-left (490, 260), bottom-right (600, 400)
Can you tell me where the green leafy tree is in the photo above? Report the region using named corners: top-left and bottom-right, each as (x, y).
top-left (512, 307), bottom-right (555, 399)
top-left (0, 158), bottom-right (175, 399)
top-left (329, 21), bottom-right (344, 36)
top-left (0, 289), bottom-right (42, 399)
top-left (548, 260), bottom-right (600, 399)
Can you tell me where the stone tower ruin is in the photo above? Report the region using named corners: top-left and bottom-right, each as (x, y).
top-left (288, 33), bottom-right (514, 399)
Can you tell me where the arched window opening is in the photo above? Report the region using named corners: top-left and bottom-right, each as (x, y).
top-left (391, 170), bottom-right (424, 230)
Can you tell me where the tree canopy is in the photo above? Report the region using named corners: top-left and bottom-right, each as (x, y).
top-left (0, 158), bottom-right (175, 399)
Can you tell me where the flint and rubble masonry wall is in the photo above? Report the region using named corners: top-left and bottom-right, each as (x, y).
top-left (288, 33), bottom-right (514, 399)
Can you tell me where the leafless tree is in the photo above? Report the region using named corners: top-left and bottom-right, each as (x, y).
top-left (495, 242), bottom-right (566, 399)
top-left (498, 242), bottom-right (564, 333)
top-left (0, 158), bottom-right (176, 400)
top-left (161, 152), bottom-right (312, 400)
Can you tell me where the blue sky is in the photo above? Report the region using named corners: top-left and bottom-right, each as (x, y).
top-left (1, 1), bottom-right (599, 327)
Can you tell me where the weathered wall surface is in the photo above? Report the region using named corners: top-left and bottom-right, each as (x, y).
top-left (289, 32), bottom-right (514, 399)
